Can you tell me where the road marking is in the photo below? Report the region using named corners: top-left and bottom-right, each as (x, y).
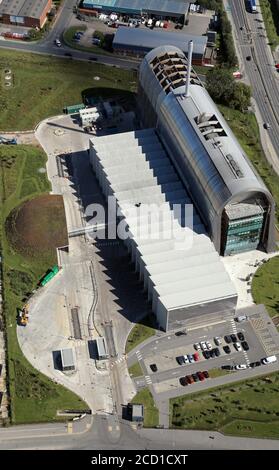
top-left (145, 375), bottom-right (152, 384)
top-left (187, 319), bottom-right (227, 332)
top-left (67, 423), bottom-right (73, 434)
top-left (108, 426), bottom-right (112, 432)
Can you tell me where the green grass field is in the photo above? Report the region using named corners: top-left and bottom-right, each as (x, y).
top-left (252, 256), bottom-right (279, 322)
top-left (170, 372), bottom-right (279, 438)
top-left (259, 0), bottom-right (279, 50)
top-left (0, 145), bottom-right (88, 423)
top-left (0, 49), bottom-right (137, 131)
top-left (126, 314), bottom-right (156, 354)
top-left (131, 388), bottom-right (159, 428)
top-left (128, 362), bottom-right (143, 378)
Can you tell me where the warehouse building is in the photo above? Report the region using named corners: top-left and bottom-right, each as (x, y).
top-left (89, 45), bottom-right (275, 330)
top-left (0, 0), bottom-right (52, 28)
top-left (113, 27), bottom-right (207, 64)
top-left (80, 0), bottom-right (190, 23)
top-left (60, 348), bottom-right (75, 372)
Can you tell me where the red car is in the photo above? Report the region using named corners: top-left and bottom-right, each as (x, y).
top-left (197, 371), bottom-right (205, 381)
top-left (193, 352), bottom-right (199, 362)
top-left (186, 375), bottom-right (194, 384)
top-left (275, 63), bottom-right (279, 69)
top-left (202, 370), bottom-right (209, 379)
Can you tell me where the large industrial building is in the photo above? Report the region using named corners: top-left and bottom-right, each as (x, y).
top-left (113, 27), bottom-right (207, 64)
top-left (0, 0), bottom-right (52, 28)
top-left (80, 0), bottom-right (190, 23)
top-left (89, 45), bottom-right (275, 331)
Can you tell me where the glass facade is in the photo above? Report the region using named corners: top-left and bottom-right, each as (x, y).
top-left (224, 214), bottom-right (264, 255)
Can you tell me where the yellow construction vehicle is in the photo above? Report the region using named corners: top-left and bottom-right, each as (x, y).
top-left (18, 304), bottom-right (29, 326)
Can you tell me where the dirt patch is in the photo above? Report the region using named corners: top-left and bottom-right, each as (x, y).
top-left (6, 194), bottom-right (68, 259)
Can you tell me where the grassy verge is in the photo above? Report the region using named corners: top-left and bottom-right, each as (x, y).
top-left (259, 0), bottom-right (279, 50)
top-left (170, 371), bottom-right (279, 438)
top-left (63, 26), bottom-right (113, 56)
top-left (128, 362), bottom-right (143, 378)
top-left (209, 368), bottom-right (232, 378)
top-left (252, 256), bottom-right (279, 322)
top-left (0, 145), bottom-right (88, 423)
top-left (132, 388), bottom-right (159, 428)
top-left (126, 314), bottom-right (156, 354)
top-left (219, 105), bottom-right (279, 224)
top-left (0, 49), bottom-right (137, 131)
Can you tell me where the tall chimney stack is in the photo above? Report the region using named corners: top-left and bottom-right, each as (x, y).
top-left (185, 40), bottom-right (193, 98)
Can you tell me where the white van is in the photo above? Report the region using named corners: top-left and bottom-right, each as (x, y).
top-left (262, 355), bottom-right (277, 365)
top-left (235, 315), bottom-right (247, 323)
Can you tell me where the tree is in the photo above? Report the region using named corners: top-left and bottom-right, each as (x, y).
top-left (206, 68), bottom-right (251, 111)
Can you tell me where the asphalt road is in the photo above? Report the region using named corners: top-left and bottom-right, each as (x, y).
top-left (228, 0), bottom-right (279, 159)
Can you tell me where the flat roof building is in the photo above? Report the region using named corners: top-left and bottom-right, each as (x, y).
top-left (0, 0), bottom-right (52, 28)
top-left (127, 403), bottom-right (144, 422)
top-left (96, 337), bottom-right (109, 360)
top-left (113, 28), bottom-right (207, 64)
top-left (81, 0), bottom-right (190, 23)
top-left (60, 348), bottom-right (75, 372)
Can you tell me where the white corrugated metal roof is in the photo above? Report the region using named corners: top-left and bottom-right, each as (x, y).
top-left (90, 129), bottom-right (237, 313)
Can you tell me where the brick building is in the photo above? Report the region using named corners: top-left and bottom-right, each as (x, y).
top-left (0, 0), bottom-right (52, 29)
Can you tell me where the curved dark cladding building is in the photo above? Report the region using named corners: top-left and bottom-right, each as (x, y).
top-left (138, 45), bottom-right (275, 256)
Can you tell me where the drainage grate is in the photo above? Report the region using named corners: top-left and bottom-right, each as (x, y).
top-left (71, 307), bottom-right (82, 340)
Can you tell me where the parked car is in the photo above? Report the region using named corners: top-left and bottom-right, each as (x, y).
top-left (183, 355), bottom-right (190, 364)
top-left (230, 334), bottom-right (237, 343)
top-left (214, 336), bottom-right (222, 346)
top-left (175, 330), bottom-right (187, 336)
top-left (222, 365), bottom-right (234, 370)
top-left (186, 375), bottom-right (194, 384)
top-left (241, 341), bottom-right (249, 351)
top-left (193, 352), bottom-right (199, 362)
top-left (210, 349), bottom-right (216, 358)
top-left (263, 122), bottom-right (271, 130)
top-left (200, 341), bottom-right (207, 351)
top-left (235, 315), bottom-right (247, 322)
top-left (187, 354), bottom-right (195, 363)
top-left (192, 373), bottom-right (199, 382)
top-left (179, 376), bottom-right (188, 386)
top-left (150, 363), bottom-right (158, 372)
top-left (223, 345), bottom-right (231, 354)
top-left (202, 370), bottom-right (209, 378)
top-left (246, 55), bottom-right (252, 61)
top-left (250, 361), bottom-right (261, 368)
top-left (197, 371), bottom-right (205, 381)
top-left (176, 356), bottom-right (185, 365)
top-left (194, 343), bottom-right (201, 351)
top-left (234, 342), bottom-right (242, 352)
top-left (55, 38), bottom-right (61, 47)
top-left (203, 350), bottom-right (211, 360)
top-left (89, 57), bottom-right (98, 61)
top-left (235, 364), bottom-right (248, 370)
top-left (214, 347), bottom-right (220, 357)
top-left (206, 341), bottom-right (213, 351)
top-left (224, 335), bottom-right (232, 344)
top-left (237, 332), bottom-right (245, 341)
top-left (64, 52), bottom-right (72, 57)
top-left (262, 355), bottom-right (277, 365)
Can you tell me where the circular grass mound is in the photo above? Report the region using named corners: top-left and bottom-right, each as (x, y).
top-left (6, 194), bottom-right (68, 259)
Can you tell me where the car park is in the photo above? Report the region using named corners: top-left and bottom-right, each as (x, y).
top-left (214, 337), bottom-right (222, 346)
top-left (179, 376), bottom-right (188, 386)
top-left (241, 341), bottom-right (249, 351)
top-left (237, 332), bottom-right (245, 341)
top-left (193, 352), bottom-right (199, 362)
top-left (203, 350), bottom-right (210, 360)
top-left (230, 334), bottom-right (237, 343)
top-left (262, 355), bottom-right (277, 365)
top-left (150, 363), bottom-right (158, 372)
top-left (223, 345), bottom-right (231, 354)
top-left (224, 335), bottom-right (232, 344)
top-left (234, 342), bottom-right (242, 352)
top-left (176, 356), bottom-right (185, 365)
top-left (202, 370), bottom-right (209, 378)
top-left (194, 343), bottom-right (201, 351)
